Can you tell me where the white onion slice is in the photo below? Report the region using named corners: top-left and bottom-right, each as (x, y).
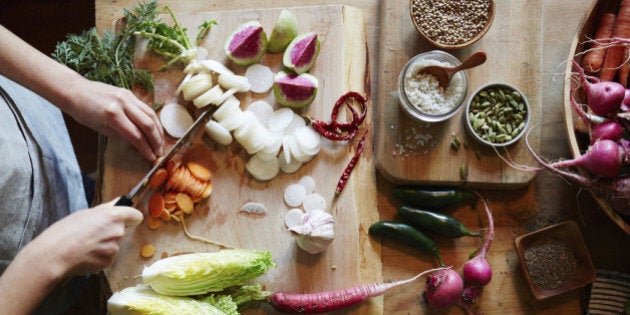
top-left (284, 183), bottom-right (307, 207)
top-left (245, 64), bottom-right (274, 94)
top-left (159, 103), bottom-right (193, 138)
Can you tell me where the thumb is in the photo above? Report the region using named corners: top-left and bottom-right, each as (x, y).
top-left (105, 198), bottom-right (144, 227)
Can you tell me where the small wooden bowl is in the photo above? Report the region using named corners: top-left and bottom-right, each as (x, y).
top-left (514, 221), bottom-right (596, 300)
top-left (409, 0), bottom-right (495, 49)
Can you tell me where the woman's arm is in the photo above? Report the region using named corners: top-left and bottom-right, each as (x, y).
top-left (0, 24), bottom-right (164, 161)
top-left (0, 200), bottom-right (143, 315)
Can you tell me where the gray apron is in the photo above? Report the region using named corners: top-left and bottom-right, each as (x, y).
top-left (0, 75), bottom-right (89, 314)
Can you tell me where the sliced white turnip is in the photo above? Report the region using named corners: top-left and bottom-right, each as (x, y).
top-left (246, 100), bottom-right (274, 128)
top-left (298, 175), bottom-right (316, 194)
top-left (200, 58), bottom-right (234, 76)
top-left (212, 96), bottom-right (241, 122)
top-left (257, 132), bottom-right (283, 160)
top-left (284, 208), bottom-right (305, 228)
top-left (159, 103), bottom-right (193, 138)
top-left (284, 183), bottom-right (307, 207)
top-left (269, 107), bottom-right (295, 133)
top-left (282, 112), bottom-right (307, 135)
top-left (175, 72), bottom-right (193, 95)
top-left (240, 201), bottom-right (268, 215)
top-left (281, 134), bottom-right (293, 164)
top-left (218, 108), bottom-right (248, 131)
top-left (183, 59), bottom-right (203, 74)
top-left (218, 73), bottom-right (251, 92)
top-left (234, 112), bottom-right (269, 155)
top-left (288, 133), bottom-right (313, 163)
top-left (279, 152), bottom-right (302, 174)
top-left (294, 125), bottom-right (321, 156)
top-left (193, 85), bottom-right (224, 108)
top-left (245, 63), bottom-right (274, 94)
top-left (303, 193), bottom-right (326, 212)
top-left (204, 120), bottom-right (233, 146)
top-left (180, 73), bottom-right (213, 101)
top-left (246, 153), bottom-right (280, 181)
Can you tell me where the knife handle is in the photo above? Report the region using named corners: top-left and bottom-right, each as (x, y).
top-left (115, 195), bottom-right (134, 207)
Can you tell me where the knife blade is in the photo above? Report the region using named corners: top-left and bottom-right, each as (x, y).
top-left (115, 105), bottom-right (219, 206)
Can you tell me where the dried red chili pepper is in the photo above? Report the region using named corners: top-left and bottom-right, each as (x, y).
top-left (305, 91), bottom-right (367, 141)
top-left (335, 130), bottom-right (368, 197)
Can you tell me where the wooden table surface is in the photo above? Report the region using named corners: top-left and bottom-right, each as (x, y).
top-left (95, 0), bottom-right (630, 314)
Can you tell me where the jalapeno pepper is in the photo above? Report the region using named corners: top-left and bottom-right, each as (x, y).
top-left (393, 186), bottom-right (478, 209)
top-left (368, 221), bottom-right (444, 267)
top-left (397, 205), bottom-right (480, 238)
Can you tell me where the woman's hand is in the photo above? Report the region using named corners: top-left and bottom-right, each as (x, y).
top-left (0, 199), bottom-right (143, 314)
top-left (64, 79), bottom-right (165, 161)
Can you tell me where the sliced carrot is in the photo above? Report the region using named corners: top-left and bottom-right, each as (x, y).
top-left (140, 244), bottom-right (156, 258)
top-left (166, 159), bottom-right (182, 175)
top-left (148, 192), bottom-right (165, 218)
top-left (146, 216), bottom-right (161, 230)
top-left (201, 181), bottom-right (213, 198)
top-left (176, 193), bottom-right (194, 214)
top-left (187, 161), bottom-right (212, 181)
top-left (160, 208), bottom-right (172, 221)
top-left (148, 168), bottom-right (168, 189)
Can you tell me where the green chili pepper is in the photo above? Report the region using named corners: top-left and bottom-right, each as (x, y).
top-left (397, 205), bottom-right (480, 238)
top-left (392, 186), bottom-right (478, 209)
top-left (368, 221), bottom-right (444, 267)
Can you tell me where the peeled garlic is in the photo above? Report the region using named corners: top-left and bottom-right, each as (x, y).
top-left (288, 209), bottom-right (334, 254)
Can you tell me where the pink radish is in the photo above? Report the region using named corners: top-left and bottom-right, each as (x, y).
top-left (269, 267), bottom-right (446, 313)
top-left (526, 135), bottom-right (630, 215)
top-left (424, 269), bottom-right (464, 308)
top-left (574, 60), bottom-right (625, 116)
top-left (548, 139), bottom-right (624, 179)
top-left (569, 94), bottom-right (623, 143)
top-left (462, 194), bottom-right (494, 288)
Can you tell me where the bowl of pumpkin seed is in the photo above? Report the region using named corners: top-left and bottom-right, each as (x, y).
top-left (464, 82), bottom-right (530, 147)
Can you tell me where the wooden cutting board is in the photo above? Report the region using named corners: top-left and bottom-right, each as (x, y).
top-left (99, 5), bottom-right (382, 314)
top-left (374, 0), bottom-right (542, 189)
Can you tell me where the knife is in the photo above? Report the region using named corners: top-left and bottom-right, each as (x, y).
top-left (115, 105), bottom-right (219, 206)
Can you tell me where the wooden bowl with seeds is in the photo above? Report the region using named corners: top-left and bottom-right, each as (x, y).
top-left (409, 0), bottom-right (495, 49)
top-left (464, 82), bottom-right (530, 147)
top-left (514, 221), bottom-right (596, 300)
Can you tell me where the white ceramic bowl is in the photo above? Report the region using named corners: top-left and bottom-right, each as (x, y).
top-left (464, 82), bottom-right (530, 147)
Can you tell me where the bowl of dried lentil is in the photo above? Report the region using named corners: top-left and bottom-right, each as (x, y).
top-left (410, 0), bottom-right (495, 49)
top-left (464, 82), bottom-right (530, 147)
top-left (514, 221), bottom-right (596, 300)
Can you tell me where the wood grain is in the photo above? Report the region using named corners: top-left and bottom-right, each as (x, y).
top-left (375, 0), bottom-right (542, 189)
top-left (99, 5), bottom-right (382, 314)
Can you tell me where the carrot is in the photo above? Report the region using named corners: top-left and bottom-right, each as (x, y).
top-left (187, 161), bottom-right (212, 181)
top-left (175, 192), bottom-right (194, 214)
top-left (146, 216), bottom-right (161, 230)
top-left (140, 244), bottom-right (156, 258)
top-left (148, 192), bottom-right (165, 218)
top-left (600, 2), bottom-right (630, 81)
top-left (618, 46), bottom-right (630, 86)
top-left (148, 167), bottom-right (168, 189)
top-left (269, 268), bottom-right (446, 313)
top-left (582, 12), bottom-right (616, 74)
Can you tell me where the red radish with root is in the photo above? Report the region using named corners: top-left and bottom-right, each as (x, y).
top-left (268, 267), bottom-right (447, 313)
top-left (424, 268), bottom-right (464, 309)
top-left (462, 193), bottom-right (494, 288)
top-left (547, 139), bottom-right (624, 179)
top-left (569, 94), bottom-right (624, 144)
top-left (573, 60), bottom-right (625, 116)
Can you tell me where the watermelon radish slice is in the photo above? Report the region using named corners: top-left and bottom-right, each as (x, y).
top-left (224, 21), bottom-right (268, 67)
top-left (273, 71), bottom-right (318, 108)
top-left (282, 32), bottom-right (320, 74)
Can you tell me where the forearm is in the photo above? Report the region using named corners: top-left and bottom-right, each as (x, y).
top-left (0, 24), bottom-right (83, 114)
top-left (0, 243), bottom-right (66, 314)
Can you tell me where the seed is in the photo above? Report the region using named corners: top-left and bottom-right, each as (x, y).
top-left (459, 164), bottom-right (468, 180)
top-left (468, 85), bottom-right (528, 144)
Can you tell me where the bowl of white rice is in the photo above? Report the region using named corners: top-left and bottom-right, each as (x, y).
top-left (398, 50), bottom-right (468, 123)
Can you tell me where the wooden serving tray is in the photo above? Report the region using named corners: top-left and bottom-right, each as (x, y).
top-left (99, 5), bottom-right (382, 314)
top-left (374, 0), bottom-right (542, 189)
top-left (563, 0), bottom-right (630, 234)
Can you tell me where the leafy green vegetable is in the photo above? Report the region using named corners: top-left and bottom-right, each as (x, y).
top-left (107, 284), bottom-right (227, 315)
top-left (142, 249), bottom-right (276, 296)
top-left (52, 0), bottom-right (159, 92)
top-left (201, 294), bottom-right (239, 315)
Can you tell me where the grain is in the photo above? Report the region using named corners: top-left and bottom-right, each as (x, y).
top-left (403, 58), bottom-right (466, 115)
top-left (411, 0), bottom-right (492, 46)
top-left (524, 238), bottom-right (577, 290)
